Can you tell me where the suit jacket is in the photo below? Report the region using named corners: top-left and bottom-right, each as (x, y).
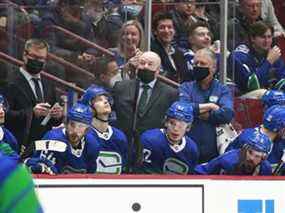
top-left (3, 69), bottom-right (61, 157)
top-left (113, 79), bottom-right (178, 139)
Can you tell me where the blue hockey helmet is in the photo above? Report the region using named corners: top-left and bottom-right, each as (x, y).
top-left (80, 84), bottom-right (113, 107)
top-left (244, 129), bottom-right (272, 155)
top-left (67, 103), bottom-right (93, 125)
top-left (261, 90), bottom-right (285, 108)
top-left (166, 101), bottom-right (194, 123)
top-left (263, 105), bottom-right (285, 132)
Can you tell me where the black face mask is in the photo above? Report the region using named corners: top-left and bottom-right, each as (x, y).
top-left (137, 69), bottom-right (155, 84)
top-left (193, 66), bottom-right (210, 81)
top-left (26, 58), bottom-right (45, 75)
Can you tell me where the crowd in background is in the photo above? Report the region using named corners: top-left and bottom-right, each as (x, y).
top-left (0, 0), bottom-right (285, 176)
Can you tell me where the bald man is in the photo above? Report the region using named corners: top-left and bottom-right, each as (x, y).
top-left (113, 51), bottom-right (178, 166)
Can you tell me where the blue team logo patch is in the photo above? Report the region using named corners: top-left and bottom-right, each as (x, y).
top-left (96, 151), bottom-right (122, 174)
top-left (235, 44), bottom-right (250, 54)
top-left (209, 96), bottom-right (219, 103)
top-left (163, 158), bottom-right (189, 174)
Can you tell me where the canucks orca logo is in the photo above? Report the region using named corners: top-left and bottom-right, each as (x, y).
top-left (163, 158), bottom-right (189, 174)
top-left (96, 151), bottom-right (122, 174)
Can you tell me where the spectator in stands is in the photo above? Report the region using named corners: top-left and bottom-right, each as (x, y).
top-left (113, 51), bottom-right (178, 160)
top-left (0, 2), bottom-right (33, 58)
top-left (25, 102), bottom-right (100, 174)
top-left (179, 48), bottom-right (234, 163)
top-left (92, 1), bottom-right (123, 48)
top-left (120, 0), bottom-right (143, 20)
top-left (183, 21), bottom-right (216, 82)
top-left (111, 20), bottom-right (145, 80)
top-left (228, 0), bottom-right (262, 49)
top-left (4, 39), bottom-right (63, 158)
top-left (228, 0), bottom-right (284, 50)
top-left (38, 0), bottom-right (95, 88)
top-left (261, 0), bottom-right (285, 37)
top-left (194, 0), bottom-right (220, 40)
top-left (136, 101), bottom-right (199, 174)
top-left (84, 0), bottom-right (105, 21)
top-left (170, 0), bottom-right (197, 48)
top-left (228, 21), bottom-right (285, 96)
top-left (195, 129), bottom-right (272, 175)
top-left (92, 56), bottom-right (122, 90)
top-left (151, 11), bottom-right (188, 83)
top-left (39, 0), bottom-right (94, 55)
top-left (93, 0), bottom-right (142, 48)
top-left (226, 105), bottom-right (285, 175)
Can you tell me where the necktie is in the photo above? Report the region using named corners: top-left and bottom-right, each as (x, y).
top-left (32, 78), bottom-right (44, 103)
top-left (138, 84), bottom-right (150, 116)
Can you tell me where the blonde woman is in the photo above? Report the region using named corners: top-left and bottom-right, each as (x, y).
top-left (110, 20), bottom-right (146, 79)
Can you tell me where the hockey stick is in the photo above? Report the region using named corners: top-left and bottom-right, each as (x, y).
top-left (273, 150), bottom-right (285, 175)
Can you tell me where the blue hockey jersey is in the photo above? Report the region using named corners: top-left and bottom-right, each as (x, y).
top-left (0, 126), bottom-right (19, 161)
top-left (0, 151), bottom-right (43, 212)
top-left (268, 138), bottom-right (285, 174)
top-left (137, 128), bottom-right (199, 174)
top-left (228, 44), bottom-right (285, 93)
top-left (89, 126), bottom-right (128, 174)
top-left (30, 127), bottom-right (100, 174)
top-left (226, 127), bottom-right (285, 173)
top-left (195, 149), bottom-right (272, 175)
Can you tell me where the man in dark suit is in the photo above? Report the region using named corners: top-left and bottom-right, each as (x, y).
top-left (113, 51), bottom-right (178, 164)
top-left (4, 39), bottom-right (63, 158)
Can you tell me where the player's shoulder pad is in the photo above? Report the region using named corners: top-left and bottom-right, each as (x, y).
top-left (35, 140), bottom-right (67, 152)
top-left (234, 44), bottom-right (250, 54)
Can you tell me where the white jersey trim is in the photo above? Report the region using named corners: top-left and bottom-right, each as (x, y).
top-left (160, 129), bottom-right (186, 153)
top-left (92, 126), bottom-right (113, 140)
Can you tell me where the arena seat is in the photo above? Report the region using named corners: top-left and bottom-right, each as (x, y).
top-left (234, 97), bottom-right (264, 129)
